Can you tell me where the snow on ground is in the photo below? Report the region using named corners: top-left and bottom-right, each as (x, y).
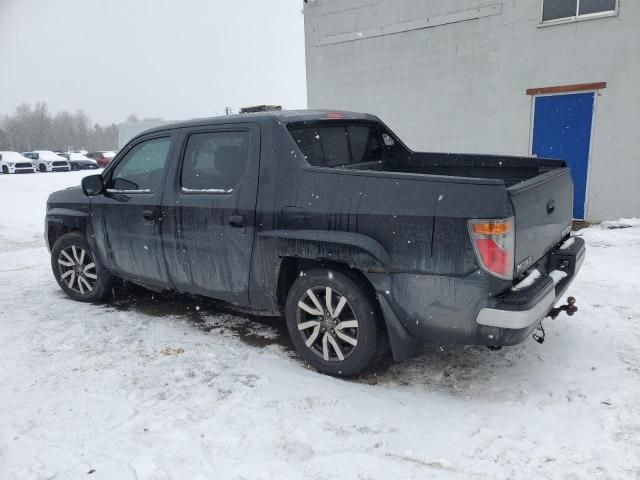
top-left (0, 171), bottom-right (639, 479)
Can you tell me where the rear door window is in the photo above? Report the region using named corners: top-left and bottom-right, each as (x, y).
top-left (180, 131), bottom-right (250, 192)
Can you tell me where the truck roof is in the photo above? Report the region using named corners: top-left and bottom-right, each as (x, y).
top-left (138, 110), bottom-right (378, 137)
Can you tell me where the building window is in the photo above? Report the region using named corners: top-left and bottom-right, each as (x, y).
top-left (541, 0), bottom-right (617, 23)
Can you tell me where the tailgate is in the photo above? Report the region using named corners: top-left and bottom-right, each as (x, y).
top-left (508, 168), bottom-right (573, 278)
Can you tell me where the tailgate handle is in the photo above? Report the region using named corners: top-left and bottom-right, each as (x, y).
top-left (229, 214), bottom-right (245, 227)
top-left (547, 200), bottom-right (555, 215)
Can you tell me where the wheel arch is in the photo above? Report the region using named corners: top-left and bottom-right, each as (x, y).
top-left (276, 257), bottom-right (379, 311)
top-left (260, 229), bottom-right (390, 310)
top-left (46, 209), bottom-right (89, 251)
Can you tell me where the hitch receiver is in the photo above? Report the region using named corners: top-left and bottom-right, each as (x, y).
top-left (547, 296), bottom-right (578, 320)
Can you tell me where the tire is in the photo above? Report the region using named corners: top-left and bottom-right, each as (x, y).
top-left (285, 268), bottom-right (384, 377)
top-left (39, 163), bottom-right (46, 172)
top-left (51, 232), bottom-right (112, 302)
top-left (2, 166), bottom-right (8, 174)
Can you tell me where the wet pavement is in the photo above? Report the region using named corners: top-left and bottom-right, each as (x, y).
top-left (105, 282), bottom-right (294, 352)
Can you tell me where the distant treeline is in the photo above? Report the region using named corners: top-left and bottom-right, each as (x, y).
top-left (0, 102), bottom-right (120, 152)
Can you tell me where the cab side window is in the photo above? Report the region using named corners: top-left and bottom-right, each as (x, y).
top-left (109, 137), bottom-right (171, 192)
top-left (347, 126), bottom-right (382, 164)
top-left (181, 131), bottom-right (250, 192)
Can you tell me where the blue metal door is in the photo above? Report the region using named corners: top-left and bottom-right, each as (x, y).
top-left (532, 92), bottom-right (595, 219)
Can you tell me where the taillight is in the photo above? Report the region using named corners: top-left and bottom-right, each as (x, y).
top-left (468, 218), bottom-right (514, 280)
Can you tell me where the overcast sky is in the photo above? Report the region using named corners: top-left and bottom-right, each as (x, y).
top-left (0, 0), bottom-right (307, 124)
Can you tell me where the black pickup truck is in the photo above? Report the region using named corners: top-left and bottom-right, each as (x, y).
top-left (45, 110), bottom-right (585, 376)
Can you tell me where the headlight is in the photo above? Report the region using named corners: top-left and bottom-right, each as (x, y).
top-left (8, 163), bottom-right (15, 167)
top-left (46, 161), bottom-right (53, 165)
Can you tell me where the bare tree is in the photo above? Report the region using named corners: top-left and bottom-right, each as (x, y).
top-left (1, 102), bottom-right (125, 152)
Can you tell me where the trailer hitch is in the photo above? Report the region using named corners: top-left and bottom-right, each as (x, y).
top-left (547, 296), bottom-right (578, 320)
top-left (534, 297), bottom-right (578, 345)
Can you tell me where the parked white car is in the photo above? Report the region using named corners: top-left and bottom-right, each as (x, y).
top-left (26, 151), bottom-right (71, 172)
top-left (0, 151), bottom-right (36, 174)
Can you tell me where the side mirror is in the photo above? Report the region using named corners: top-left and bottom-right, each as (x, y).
top-left (82, 174), bottom-right (105, 196)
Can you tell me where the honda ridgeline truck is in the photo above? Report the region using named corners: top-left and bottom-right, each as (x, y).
top-left (45, 111), bottom-right (585, 376)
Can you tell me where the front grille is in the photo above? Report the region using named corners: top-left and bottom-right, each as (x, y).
top-left (52, 166), bottom-right (69, 171)
top-left (52, 161), bottom-right (67, 166)
top-left (16, 163), bottom-right (33, 168)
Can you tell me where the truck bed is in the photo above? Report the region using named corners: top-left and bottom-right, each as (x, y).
top-left (354, 151), bottom-right (566, 187)
top-left (344, 150), bottom-right (573, 279)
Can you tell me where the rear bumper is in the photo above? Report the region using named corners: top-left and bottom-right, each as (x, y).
top-left (475, 236), bottom-right (585, 330)
top-left (366, 236), bottom-right (586, 360)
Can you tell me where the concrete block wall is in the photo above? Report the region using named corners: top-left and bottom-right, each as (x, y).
top-left (304, 0), bottom-right (640, 222)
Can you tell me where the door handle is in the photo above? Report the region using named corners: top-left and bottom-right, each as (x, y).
top-left (228, 214), bottom-right (245, 227)
top-left (143, 209), bottom-right (157, 221)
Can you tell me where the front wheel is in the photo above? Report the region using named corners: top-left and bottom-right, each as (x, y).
top-left (285, 269), bottom-right (384, 377)
top-left (51, 232), bottom-right (112, 302)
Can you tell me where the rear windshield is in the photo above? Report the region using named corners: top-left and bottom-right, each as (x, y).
top-left (289, 124), bottom-right (382, 167)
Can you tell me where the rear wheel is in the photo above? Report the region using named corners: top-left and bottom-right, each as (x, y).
top-left (51, 233), bottom-right (112, 302)
top-left (285, 269), bottom-right (383, 377)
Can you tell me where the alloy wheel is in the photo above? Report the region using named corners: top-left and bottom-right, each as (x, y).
top-left (296, 286), bottom-right (359, 362)
top-left (57, 245), bottom-right (97, 295)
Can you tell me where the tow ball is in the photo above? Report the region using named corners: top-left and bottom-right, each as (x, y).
top-left (547, 296), bottom-right (578, 320)
top-left (533, 297), bottom-right (578, 344)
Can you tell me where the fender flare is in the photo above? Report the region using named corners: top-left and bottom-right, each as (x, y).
top-left (45, 208), bottom-right (89, 250)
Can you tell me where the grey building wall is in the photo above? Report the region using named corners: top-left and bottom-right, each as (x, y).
top-left (304, 0), bottom-right (640, 222)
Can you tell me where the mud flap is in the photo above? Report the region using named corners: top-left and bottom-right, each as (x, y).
top-left (377, 293), bottom-right (421, 361)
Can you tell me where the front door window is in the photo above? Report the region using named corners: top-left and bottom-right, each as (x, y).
top-left (109, 137), bottom-right (171, 192)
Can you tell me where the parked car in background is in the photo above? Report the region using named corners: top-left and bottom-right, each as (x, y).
top-left (0, 151), bottom-right (36, 174)
top-left (86, 151), bottom-right (117, 168)
top-left (45, 110), bottom-right (584, 376)
top-left (60, 152), bottom-right (99, 171)
top-left (24, 151), bottom-right (71, 172)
